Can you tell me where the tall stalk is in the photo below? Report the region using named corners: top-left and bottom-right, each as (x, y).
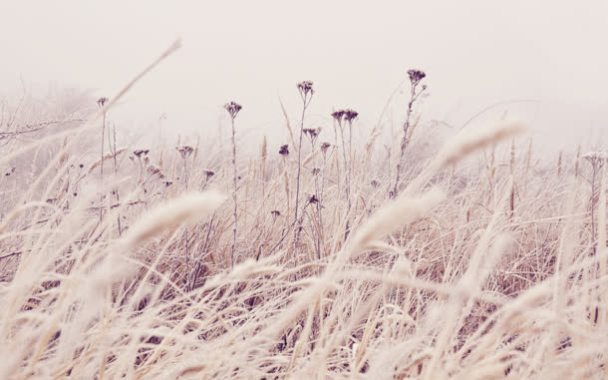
top-left (393, 69), bottom-right (427, 196)
top-left (97, 97), bottom-right (108, 221)
top-left (294, 81), bottom-right (314, 227)
top-left (224, 101), bottom-right (242, 268)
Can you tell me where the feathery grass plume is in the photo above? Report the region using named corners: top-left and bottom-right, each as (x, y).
top-left (122, 190), bottom-right (226, 248)
top-left (347, 188), bottom-right (445, 258)
top-left (437, 122), bottom-right (526, 168)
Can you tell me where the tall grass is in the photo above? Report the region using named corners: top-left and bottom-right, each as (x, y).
top-left (1, 47), bottom-right (608, 379)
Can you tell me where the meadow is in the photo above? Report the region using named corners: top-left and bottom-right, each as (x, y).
top-left (1, 43), bottom-right (606, 379)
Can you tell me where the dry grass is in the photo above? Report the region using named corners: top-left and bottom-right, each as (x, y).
top-left (1, 49), bottom-right (608, 379)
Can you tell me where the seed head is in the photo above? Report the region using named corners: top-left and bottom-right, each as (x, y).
top-left (224, 101), bottom-right (242, 119)
top-left (297, 81), bottom-right (314, 98)
top-left (147, 165), bottom-right (164, 178)
top-left (320, 142), bottom-right (331, 154)
top-left (331, 110), bottom-right (346, 123)
top-left (204, 169), bottom-right (215, 179)
top-left (97, 97), bottom-right (109, 108)
top-left (133, 149), bottom-right (150, 158)
top-left (312, 167), bottom-right (321, 176)
top-left (407, 69), bottom-right (426, 86)
top-left (303, 128), bottom-right (320, 145)
top-left (344, 109), bottom-right (359, 123)
top-left (271, 210), bottom-right (281, 218)
top-left (308, 194), bottom-right (319, 204)
top-left (279, 144), bottom-right (290, 156)
top-left (177, 145), bottom-right (194, 159)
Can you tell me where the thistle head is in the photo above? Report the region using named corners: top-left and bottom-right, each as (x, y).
top-left (224, 101), bottom-right (242, 119)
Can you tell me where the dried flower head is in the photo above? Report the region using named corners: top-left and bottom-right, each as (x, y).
top-left (308, 194), bottom-right (319, 204)
top-left (312, 167), bottom-right (321, 176)
top-left (133, 149), bottom-right (150, 158)
top-left (344, 109), bottom-right (359, 123)
top-left (177, 145), bottom-right (194, 159)
top-left (303, 128), bottom-right (320, 145)
top-left (320, 142), bottom-right (331, 154)
top-left (164, 181), bottom-right (173, 187)
top-left (279, 144), bottom-right (290, 156)
top-left (147, 165), bottom-right (164, 178)
top-left (407, 69), bottom-right (426, 86)
top-left (271, 210), bottom-right (281, 218)
top-left (583, 151), bottom-right (608, 169)
top-left (204, 169), bottom-right (215, 179)
top-left (371, 179), bottom-right (380, 188)
top-left (224, 101), bottom-right (242, 119)
top-left (97, 97), bottom-right (109, 108)
top-left (303, 128), bottom-right (319, 139)
top-left (297, 81), bottom-right (314, 97)
top-left (331, 110), bottom-right (346, 123)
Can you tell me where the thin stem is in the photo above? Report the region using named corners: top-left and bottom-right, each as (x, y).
top-left (231, 117), bottom-right (238, 267)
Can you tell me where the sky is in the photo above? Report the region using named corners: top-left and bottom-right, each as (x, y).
top-left (1, 0), bottom-right (607, 151)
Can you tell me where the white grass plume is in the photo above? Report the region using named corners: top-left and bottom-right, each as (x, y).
top-left (122, 190), bottom-right (226, 248)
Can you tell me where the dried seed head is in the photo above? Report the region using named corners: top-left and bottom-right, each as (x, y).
top-left (297, 81), bottom-right (314, 98)
top-left (224, 101), bottom-right (242, 119)
top-left (583, 151), bottom-right (608, 169)
top-left (371, 179), bottom-right (380, 188)
top-left (133, 149), bottom-right (150, 158)
top-left (303, 128), bottom-right (320, 145)
top-left (331, 110), bottom-right (346, 123)
top-left (204, 169), bottom-right (215, 179)
top-left (312, 167), bottom-right (321, 176)
top-left (308, 194), bottom-right (319, 204)
top-left (97, 97), bottom-right (109, 108)
top-left (320, 142), bottom-right (331, 154)
top-left (147, 165), bottom-right (164, 178)
top-left (177, 145), bottom-right (194, 159)
top-left (271, 210), bottom-right (281, 218)
top-left (407, 69), bottom-right (426, 86)
top-left (279, 144), bottom-right (290, 156)
top-left (344, 109), bottom-right (358, 123)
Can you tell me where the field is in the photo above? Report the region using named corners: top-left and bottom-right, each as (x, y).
top-left (1, 45), bottom-right (607, 379)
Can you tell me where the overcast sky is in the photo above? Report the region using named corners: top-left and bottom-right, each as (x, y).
top-left (1, 0), bottom-right (607, 150)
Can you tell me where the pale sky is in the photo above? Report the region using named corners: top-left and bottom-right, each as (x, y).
top-left (1, 0), bottom-right (607, 150)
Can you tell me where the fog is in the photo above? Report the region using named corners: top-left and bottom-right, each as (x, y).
top-left (1, 0), bottom-right (607, 151)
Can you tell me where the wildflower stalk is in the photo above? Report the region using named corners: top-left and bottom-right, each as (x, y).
top-left (294, 81), bottom-right (314, 229)
top-left (97, 97), bottom-right (108, 221)
top-left (393, 69), bottom-right (427, 196)
top-left (225, 101), bottom-right (242, 267)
